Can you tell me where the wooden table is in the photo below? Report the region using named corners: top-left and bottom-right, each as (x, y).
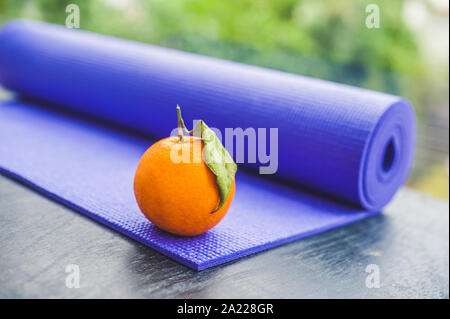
top-left (0, 173), bottom-right (448, 298)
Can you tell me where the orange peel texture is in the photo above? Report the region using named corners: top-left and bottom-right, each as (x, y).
top-left (134, 136), bottom-right (235, 236)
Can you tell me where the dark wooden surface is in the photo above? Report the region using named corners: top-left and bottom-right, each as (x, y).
top-left (0, 173), bottom-right (448, 299)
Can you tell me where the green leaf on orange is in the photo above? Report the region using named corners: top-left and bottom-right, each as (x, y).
top-left (193, 120), bottom-right (237, 213)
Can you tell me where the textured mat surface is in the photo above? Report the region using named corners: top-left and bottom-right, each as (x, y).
top-left (0, 21), bottom-right (416, 270)
top-left (0, 101), bottom-right (379, 270)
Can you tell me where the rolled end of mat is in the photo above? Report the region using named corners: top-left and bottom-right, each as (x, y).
top-left (358, 99), bottom-right (416, 211)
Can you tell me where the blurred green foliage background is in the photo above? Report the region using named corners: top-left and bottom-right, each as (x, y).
top-left (0, 0), bottom-right (448, 199)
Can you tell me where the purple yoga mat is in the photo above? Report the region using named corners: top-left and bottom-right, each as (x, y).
top-left (0, 20), bottom-right (416, 270)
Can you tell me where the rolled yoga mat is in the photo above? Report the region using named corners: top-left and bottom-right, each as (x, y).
top-left (0, 20), bottom-right (416, 270)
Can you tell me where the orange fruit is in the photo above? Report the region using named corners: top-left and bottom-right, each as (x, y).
top-left (134, 135), bottom-right (236, 236)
